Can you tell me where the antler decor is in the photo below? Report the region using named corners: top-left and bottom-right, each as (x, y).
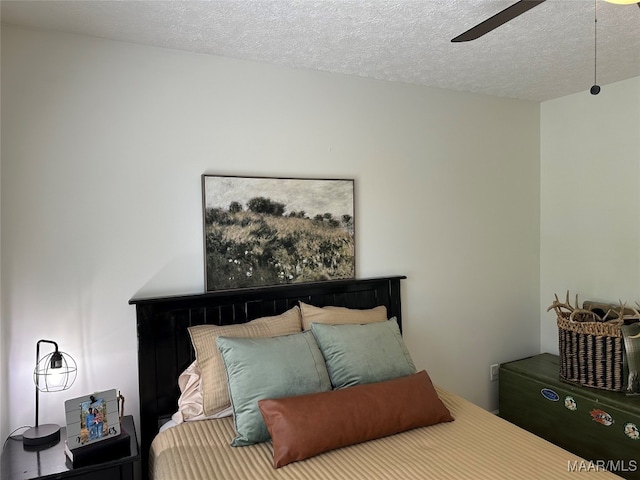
top-left (616, 301), bottom-right (640, 325)
top-left (547, 291), bottom-right (640, 324)
top-left (547, 291), bottom-right (601, 323)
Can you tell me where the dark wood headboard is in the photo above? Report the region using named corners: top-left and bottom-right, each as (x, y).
top-left (130, 275), bottom-right (406, 477)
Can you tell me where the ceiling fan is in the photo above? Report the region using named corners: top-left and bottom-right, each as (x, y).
top-left (451, 0), bottom-right (640, 43)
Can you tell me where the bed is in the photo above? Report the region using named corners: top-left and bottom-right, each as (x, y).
top-left (130, 276), bottom-right (619, 479)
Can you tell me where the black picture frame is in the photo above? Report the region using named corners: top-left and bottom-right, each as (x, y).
top-left (202, 174), bottom-right (355, 291)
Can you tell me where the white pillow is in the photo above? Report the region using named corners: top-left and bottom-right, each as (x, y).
top-left (171, 361), bottom-right (232, 425)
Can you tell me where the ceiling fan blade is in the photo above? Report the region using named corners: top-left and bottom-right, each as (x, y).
top-left (451, 0), bottom-right (546, 42)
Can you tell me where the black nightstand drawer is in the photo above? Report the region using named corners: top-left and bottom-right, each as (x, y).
top-left (59, 464), bottom-right (135, 480)
top-left (61, 465), bottom-right (118, 480)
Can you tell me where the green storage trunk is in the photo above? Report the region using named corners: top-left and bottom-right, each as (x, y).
top-left (499, 353), bottom-right (640, 479)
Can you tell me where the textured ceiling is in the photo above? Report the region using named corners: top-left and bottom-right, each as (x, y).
top-left (2, 0), bottom-right (639, 102)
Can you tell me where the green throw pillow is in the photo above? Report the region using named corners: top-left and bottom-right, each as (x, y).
top-left (216, 331), bottom-right (331, 446)
top-left (311, 318), bottom-right (416, 389)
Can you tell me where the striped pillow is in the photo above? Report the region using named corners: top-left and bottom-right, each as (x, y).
top-left (187, 306), bottom-right (302, 416)
top-left (299, 301), bottom-right (387, 331)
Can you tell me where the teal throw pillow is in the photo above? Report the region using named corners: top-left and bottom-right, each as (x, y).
top-left (216, 330), bottom-right (331, 446)
top-left (311, 318), bottom-right (416, 389)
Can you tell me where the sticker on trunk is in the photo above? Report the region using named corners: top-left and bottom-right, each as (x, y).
top-left (564, 396), bottom-right (577, 411)
top-left (590, 409), bottom-right (614, 426)
top-left (541, 388), bottom-right (559, 401)
top-left (624, 423), bottom-right (639, 440)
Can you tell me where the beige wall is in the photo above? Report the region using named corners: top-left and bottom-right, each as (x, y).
top-left (1, 25), bottom-right (540, 441)
top-left (540, 77), bottom-right (640, 353)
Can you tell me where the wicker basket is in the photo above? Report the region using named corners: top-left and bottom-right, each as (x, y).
top-left (556, 313), bottom-right (626, 391)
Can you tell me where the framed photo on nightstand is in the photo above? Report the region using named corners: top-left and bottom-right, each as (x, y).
top-left (64, 389), bottom-right (121, 450)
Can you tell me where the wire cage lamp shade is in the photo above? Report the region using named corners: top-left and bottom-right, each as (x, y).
top-left (33, 348), bottom-right (77, 392)
top-left (23, 339), bottom-right (77, 447)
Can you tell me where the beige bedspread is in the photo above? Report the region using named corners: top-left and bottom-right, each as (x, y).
top-left (150, 386), bottom-right (620, 479)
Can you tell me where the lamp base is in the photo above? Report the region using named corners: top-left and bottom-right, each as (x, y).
top-left (23, 423), bottom-right (61, 447)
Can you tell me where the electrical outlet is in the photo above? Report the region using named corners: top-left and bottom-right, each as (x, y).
top-left (490, 364), bottom-right (499, 382)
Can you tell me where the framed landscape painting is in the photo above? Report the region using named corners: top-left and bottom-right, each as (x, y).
top-left (202, 174), bottom-right (355, 291)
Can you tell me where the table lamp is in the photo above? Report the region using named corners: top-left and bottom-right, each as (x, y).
top-left (23, 339), bottom-right (77, 447)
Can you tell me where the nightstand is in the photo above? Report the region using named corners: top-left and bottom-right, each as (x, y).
top-left (1, 415), bottom-right (140, 480)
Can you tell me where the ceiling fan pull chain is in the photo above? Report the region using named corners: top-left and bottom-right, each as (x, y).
top-left (590, 0), bottom-right (601, 95)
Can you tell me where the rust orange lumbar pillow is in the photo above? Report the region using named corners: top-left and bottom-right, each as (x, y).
top-left (258, 370), bottom-right (454, 468)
